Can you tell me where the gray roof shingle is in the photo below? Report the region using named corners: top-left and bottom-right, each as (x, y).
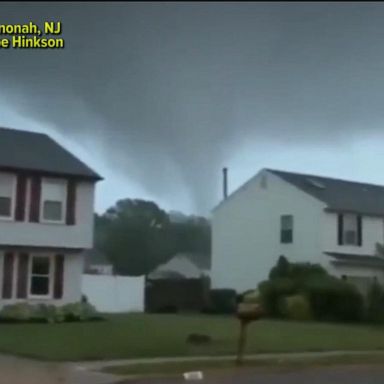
top-left (0, 127), bottom-right (102, 180)
top-left (268, 169), bottom-right (384, 216)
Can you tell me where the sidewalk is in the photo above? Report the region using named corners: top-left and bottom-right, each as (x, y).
top-left (72, 349), bottom-right (384, 371)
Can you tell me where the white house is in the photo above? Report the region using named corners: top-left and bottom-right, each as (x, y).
top-left (148, 253), bottom-right (210, 280)
top-left (0, 127), bottom-right (102, 308)
top-left (212, 168), bottom-right (384, 295)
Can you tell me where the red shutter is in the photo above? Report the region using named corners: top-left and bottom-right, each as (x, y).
top-left (2, 252), bottom-right (14, 299)
top-left (29, 176), bottom-right (41, 223)
top-left (66, 180), bottom-right (77, 225)
top-left (337, 214), bottom-right (344, 245)
top-left (16, 253), bottom-right (29, 299)
top-left (53, 254), bottom-right (64, 299)
top-left (15, 175), bottom-right (27, 222)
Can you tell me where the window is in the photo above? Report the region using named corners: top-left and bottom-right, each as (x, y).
top-left (338, 214), bottom-right (362, 246)
top-left (29, 255), bottom-right (52, 297)
top-left (0, 172), bottom-right (15, 219)
top-left (40, 178), bottom-right (67, 223)
top-left (280, 215), bottom-right (293, 243)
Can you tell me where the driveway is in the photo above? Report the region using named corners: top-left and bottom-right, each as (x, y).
top-left (0, 354), bottom-right (119, 384)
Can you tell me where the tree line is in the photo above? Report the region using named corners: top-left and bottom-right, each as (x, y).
top-left (94, 198), bottom-right (211, 276)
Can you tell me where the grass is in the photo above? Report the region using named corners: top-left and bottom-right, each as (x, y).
top-left (1, 313), bottom-right (384, 361)
top-left (103, 353), bottom-right (384, 377)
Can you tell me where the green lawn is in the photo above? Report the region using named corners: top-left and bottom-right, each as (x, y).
top-left (1, 314), bottom-right (384, 361)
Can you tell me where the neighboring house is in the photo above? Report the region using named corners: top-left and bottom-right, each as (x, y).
top-left (83, 249), bottom-right (114, 275)
top-left (0, 127), bottom-right (102, 308)
top-left (148, 253), bottom-right (210, 280)
top-left (212, 168), bottom-right (384, 295)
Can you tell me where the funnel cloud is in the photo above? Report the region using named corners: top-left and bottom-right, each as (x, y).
top-left (1, 3), bottom-right (384, 214)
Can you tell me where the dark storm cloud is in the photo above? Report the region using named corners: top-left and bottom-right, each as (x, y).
top-left (1, 2), bottom-right (384, 212)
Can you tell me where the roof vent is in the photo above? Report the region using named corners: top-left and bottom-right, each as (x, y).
top-left (306, 178), bottom-right (325, 189)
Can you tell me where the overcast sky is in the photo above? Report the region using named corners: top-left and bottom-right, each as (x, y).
top-left (2, 2), bottom-right (384, 215)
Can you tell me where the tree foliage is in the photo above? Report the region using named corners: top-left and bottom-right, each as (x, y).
top-left (95, 199), bottom-right (211, 276)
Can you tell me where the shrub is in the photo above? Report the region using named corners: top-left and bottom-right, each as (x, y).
top-left (34, 304), bottom-right (65, 323)
top-left (289, 263), bottom-right (327, 281)
top-left (258, 278), bottom-right (296, 317)
top-left (269, 256), bottom-right (327, 281)
top-left (208, 289), bottom-right (237, 314)
top-left (269, 256), bottom-right (291, 280)
top-left (0, 302), bottom-right (36, 322)
top-left (61, 302), bottom-right (98, 321)
top-left (280, 294), bottom-right (312, 321)
top-left (262, 257), bottom-right (364, 322)
top-left (302, 276), bottom-right (364, 322)
top-left (0, 302), bottom-right (99, 323)
top-left (366, 281), bottom-right (384, 323)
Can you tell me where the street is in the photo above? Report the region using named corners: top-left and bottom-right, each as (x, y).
top-left (124, 365), bottom-right (384, 384)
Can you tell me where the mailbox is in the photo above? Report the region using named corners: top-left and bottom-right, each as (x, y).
top-left (237, 302), bottom-right (264, 323)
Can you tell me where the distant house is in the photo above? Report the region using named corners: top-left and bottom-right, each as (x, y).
top-left (0, 127), bottom-right (102, 307)
top-left (83, 249), bottom-right (114, 275)
top-left (148, 252), bottom-right (210, 280)
top-left (212, 168), bottom-right (384, 296)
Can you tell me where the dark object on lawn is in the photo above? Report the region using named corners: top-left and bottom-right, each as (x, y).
top-left (186, 333), bottom-right (212, 345)
top-left (236, 302), bottom-right (264, 366)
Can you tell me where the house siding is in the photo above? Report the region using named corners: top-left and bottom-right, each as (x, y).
top-left (322, 212), bottom-right (384, 256)
top-left (211, 170), bottom-right (326, 293)
top-left (0, 250), bottom-right (84, 308)
top-left (322, 212), bottom-right (384, 285)
top-left (0, 181), bottom-right (95, 249)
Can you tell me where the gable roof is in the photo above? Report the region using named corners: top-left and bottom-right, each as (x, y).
top-left (268, 169), bottom-right (384, 216)
top-left (0, 127), bottom-right (102, 180)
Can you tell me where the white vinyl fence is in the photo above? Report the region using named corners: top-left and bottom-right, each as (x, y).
top-left (82, 274), bottom-right (145, 313)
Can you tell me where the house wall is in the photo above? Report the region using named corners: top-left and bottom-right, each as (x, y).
top-left (322, 212), bottom-right (384, 256)
top-left (211, 170), bottom-right (327, 293)
top-left (0, 181), bottom-right (95, 249)
top-left (0, 250), bottom-right (84, 308)
top-left (82, 274), bottom-right (145, 313)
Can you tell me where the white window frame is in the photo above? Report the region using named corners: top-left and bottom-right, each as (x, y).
top-left (343, 213), bottom-right (358, 246)
top-left (28, 254), bottom-right (54, 299)
top-left (40, 178), bottom-right (67, 224)
top-left (0, 172), bottom-right (16, 221)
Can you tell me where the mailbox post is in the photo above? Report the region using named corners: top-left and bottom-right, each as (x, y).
top-left (236, 301), bottom-right (264, 366)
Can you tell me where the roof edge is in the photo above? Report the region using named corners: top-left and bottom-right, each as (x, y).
top-left (0, 165), bottom-right (103, 182)
top-left (211, 168), bottom-right (267, 213)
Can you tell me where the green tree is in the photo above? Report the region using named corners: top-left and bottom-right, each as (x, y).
top-left (98, 199), bottom-right (176, 276)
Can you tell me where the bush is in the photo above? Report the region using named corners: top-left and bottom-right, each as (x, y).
top-left (269, 256), bottom-right (327, 281)
top-left (258, 278), bottom-right (296, 317)
top-left (261, 257), bottom-right (364, 323)
top-left (366, 281), bottom-right (384, 323)
top-left (208, 289), bottom-right (237, 314)
top-left (34, 304), bottom-right (65, 323)
top-left (302, 276), bottom-right (364, 322)
top-left (280, 294), bottom-right (312, 321)
top-left (269, 256), bottom-right (291, 280)
top-left (0, 302), bottom-right (99, 323)
top-left (0, 303), bottom-right (36, 322)
top-left (61, 302), bottom-right (98, 321)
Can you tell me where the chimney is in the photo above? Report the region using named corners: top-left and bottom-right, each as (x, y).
top-left (223, 167), bottom-right (228, 200)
